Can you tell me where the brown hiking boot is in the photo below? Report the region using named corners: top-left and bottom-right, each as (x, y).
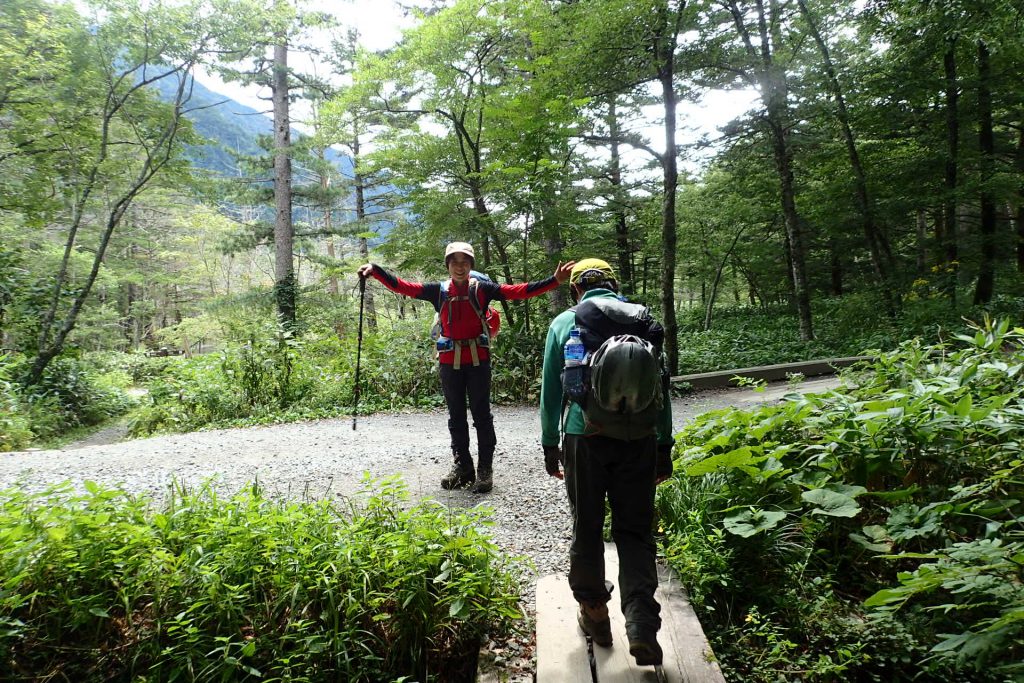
top-left (626, 625), bottom-right (663, 666)
top-left (440, 463), bottom-right (475, 490)
top-left (577, 602), bottom-right (613, 647)
top-left (470, 467), bottom-right (492, 493)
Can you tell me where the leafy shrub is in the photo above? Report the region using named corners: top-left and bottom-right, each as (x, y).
top-left (0, 353), bottom-right (134, 446)
top-left (676, 293), bottom-right (1024, 374)
top-left (659, 318), bottom-right (1024, 681)
top-left (0, 477), bottom-right (522, 682)
top-left (23, 356), bottom-right (134, 428)
top-left (83, 350), bottom-right (175, 385)
top-left (128, 313), bottom-right (549, 437)
top-left (0, 354), bottom-right (32, 451)
top-left (489, 322), bottom-right (547, 404)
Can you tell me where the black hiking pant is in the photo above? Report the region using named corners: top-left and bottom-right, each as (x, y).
top-left (439, 361), bottom-right (496, 472)
top-left (563, 433), bottom-right (661, 633)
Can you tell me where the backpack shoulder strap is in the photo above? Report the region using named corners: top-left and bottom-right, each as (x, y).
top-left (466, 278), bottom-right (490, 339)
top-left (437, 279), bottom-right (452, 308)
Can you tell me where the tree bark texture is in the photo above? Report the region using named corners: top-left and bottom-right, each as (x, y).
top-left (607, 98), bottom-right (634, 294)
top-left (273, 38), bottom-right (296, 329)
top-left (942, 41), bottom-right (959, 305)
top-left (760, 0), bottom-right (813, 340)
top-left (1016, 126), bottom-right (1024, 272)
top-left (916, 209), bottom-right (928, 275)
top-left (973, 40), bottom-right (995, 305)
top-left (828, 237), bottom-right (843, 296)
top-left (653, 0), bottom-right (683, 375)
top-left (352, 130), bottom-right (377, 330)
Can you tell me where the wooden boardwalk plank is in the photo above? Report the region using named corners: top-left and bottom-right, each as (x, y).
top-left (537, 543), bottom-right (726, 682)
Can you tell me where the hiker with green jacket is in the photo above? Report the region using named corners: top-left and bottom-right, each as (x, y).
top-left (539, 258), bottom-right (674, 667)
top-left (359, 242), bottom-right (574, 494)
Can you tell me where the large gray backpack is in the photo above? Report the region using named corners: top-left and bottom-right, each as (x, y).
top-left (565, 297), bottom-right (667, 441)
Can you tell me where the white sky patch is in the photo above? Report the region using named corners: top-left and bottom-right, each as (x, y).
top-left (193, 0), bottom-right (414, 125)
top-left (189, 0), bottom-right (760, 170)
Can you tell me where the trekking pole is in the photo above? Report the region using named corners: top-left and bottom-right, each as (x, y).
top-left (352, 274), bottom-right (366, 430)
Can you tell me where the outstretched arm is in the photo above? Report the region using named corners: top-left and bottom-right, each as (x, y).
top-left (491, 260), bottom-right (576, 302)
top-left (357, 263), bottom-right (439, 304)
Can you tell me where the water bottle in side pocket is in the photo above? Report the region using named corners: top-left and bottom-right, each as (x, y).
top-left (562, 328), bottom-right (587, 401)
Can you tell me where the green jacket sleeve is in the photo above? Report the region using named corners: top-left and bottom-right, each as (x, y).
top-left (540, 312), bottom-right (572, 447)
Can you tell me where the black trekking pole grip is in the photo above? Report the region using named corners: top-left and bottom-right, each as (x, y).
top-left (352, 275), bottom-right (366, 430)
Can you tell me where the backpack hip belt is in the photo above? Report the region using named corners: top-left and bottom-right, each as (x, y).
top-left (447, 334), bottom-right (489, 370)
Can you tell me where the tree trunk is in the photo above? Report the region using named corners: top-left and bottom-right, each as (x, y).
top-left (655, 4), bottom-right (680, 375)
top-left (828, 237), bottom-right (843, 296)
top-left (28, 64), bottom-right (193, 384)
top-left (760, 0), bottom-right (813, 340)
top-left (973, 40), bottom-right (995, 305)
top-left (798, 0), bottom-right (894, 315)
top-left (272, 37), bottom-right (296, 329)
top-left (468, 179), bottom-right (517, 327)
top-left (703, 227), bottom-right (745, 331)
top-left (607, 98), bottom-right (634, 294)
top-left (352, 131), bottom-right (377, 330)
top-left (544, 235), bottom-right (568, 312)
top-left (1016, 127), bottom-right (1024, 272)
top-left (320, 149), bottom-right (338, 298)
top-left (942, 41), bottom-right (959, 305)
top-left (1019, 202), bottom-right (1024, 274)
top-left (326, 238), bottom-right (339, 296)
top-left (916, 209), bottom-right (928, 275)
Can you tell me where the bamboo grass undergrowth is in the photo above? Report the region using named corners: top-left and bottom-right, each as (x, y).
top-left (0, 476), bottom-right (522, 681)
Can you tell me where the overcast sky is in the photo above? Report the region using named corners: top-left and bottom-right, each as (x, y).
top-left (193, 0), bottom-right (758, 169)
top-left (193, 0), bottom-right (411, 115)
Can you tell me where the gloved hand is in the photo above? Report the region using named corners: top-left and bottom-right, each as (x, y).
top-left (655, 443), bottom-right (674, 485)
top-left (543, 445), bottom-right (563, 480)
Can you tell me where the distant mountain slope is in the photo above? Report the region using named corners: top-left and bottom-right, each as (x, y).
top-left (151, 72), bottom-right (394, 242)
top-left (154, 74), bottom-right (353, 177)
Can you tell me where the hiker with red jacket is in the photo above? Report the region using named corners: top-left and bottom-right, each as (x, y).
top-left (358, 242), bottom-right (574, 493)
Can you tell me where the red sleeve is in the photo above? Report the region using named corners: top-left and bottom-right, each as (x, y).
top-left (487, 276), bottom-right (559, 302)
top-left (370, 264), bottom-right (441, 306)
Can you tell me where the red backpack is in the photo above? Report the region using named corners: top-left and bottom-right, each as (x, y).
top-left (430, 276), bottom-right (501, 358)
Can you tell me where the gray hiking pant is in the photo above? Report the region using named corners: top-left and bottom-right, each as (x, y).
top-left (563, 433), bottom-right (661, 632)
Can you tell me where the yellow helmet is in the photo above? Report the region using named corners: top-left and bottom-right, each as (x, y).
top-left (569, 258), bottom-right (616, 286)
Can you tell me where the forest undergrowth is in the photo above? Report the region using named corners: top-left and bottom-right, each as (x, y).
top-left (660, 317), bottom-right (1024, 681)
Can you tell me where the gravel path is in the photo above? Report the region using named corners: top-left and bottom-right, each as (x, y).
top-left (0, 377), bottom-right (838, 681)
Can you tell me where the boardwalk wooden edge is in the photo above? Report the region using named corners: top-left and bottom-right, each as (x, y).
top-left (672, 355), bottom-right (872, 389)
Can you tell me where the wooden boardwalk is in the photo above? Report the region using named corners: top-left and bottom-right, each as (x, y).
top-left (673, 356), bottom-right (868, 389)
top-left (536, 543), bottom-right (726, 682)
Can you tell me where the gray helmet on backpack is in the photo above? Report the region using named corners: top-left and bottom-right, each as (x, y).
top-left (588, 334), bottom-right (662, 414)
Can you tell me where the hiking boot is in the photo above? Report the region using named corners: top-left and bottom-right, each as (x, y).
top-left (470, 467), bottom-right (492, 493)
top-left (440, 463), bottom-right (475, 490)
top-left (577, 602), bottom-right (613, 647)
top-left (627, 626), bottom-right (663, 666)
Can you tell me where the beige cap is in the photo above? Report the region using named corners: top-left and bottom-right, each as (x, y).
top-left (444, 241), bottom-right (475, 265)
